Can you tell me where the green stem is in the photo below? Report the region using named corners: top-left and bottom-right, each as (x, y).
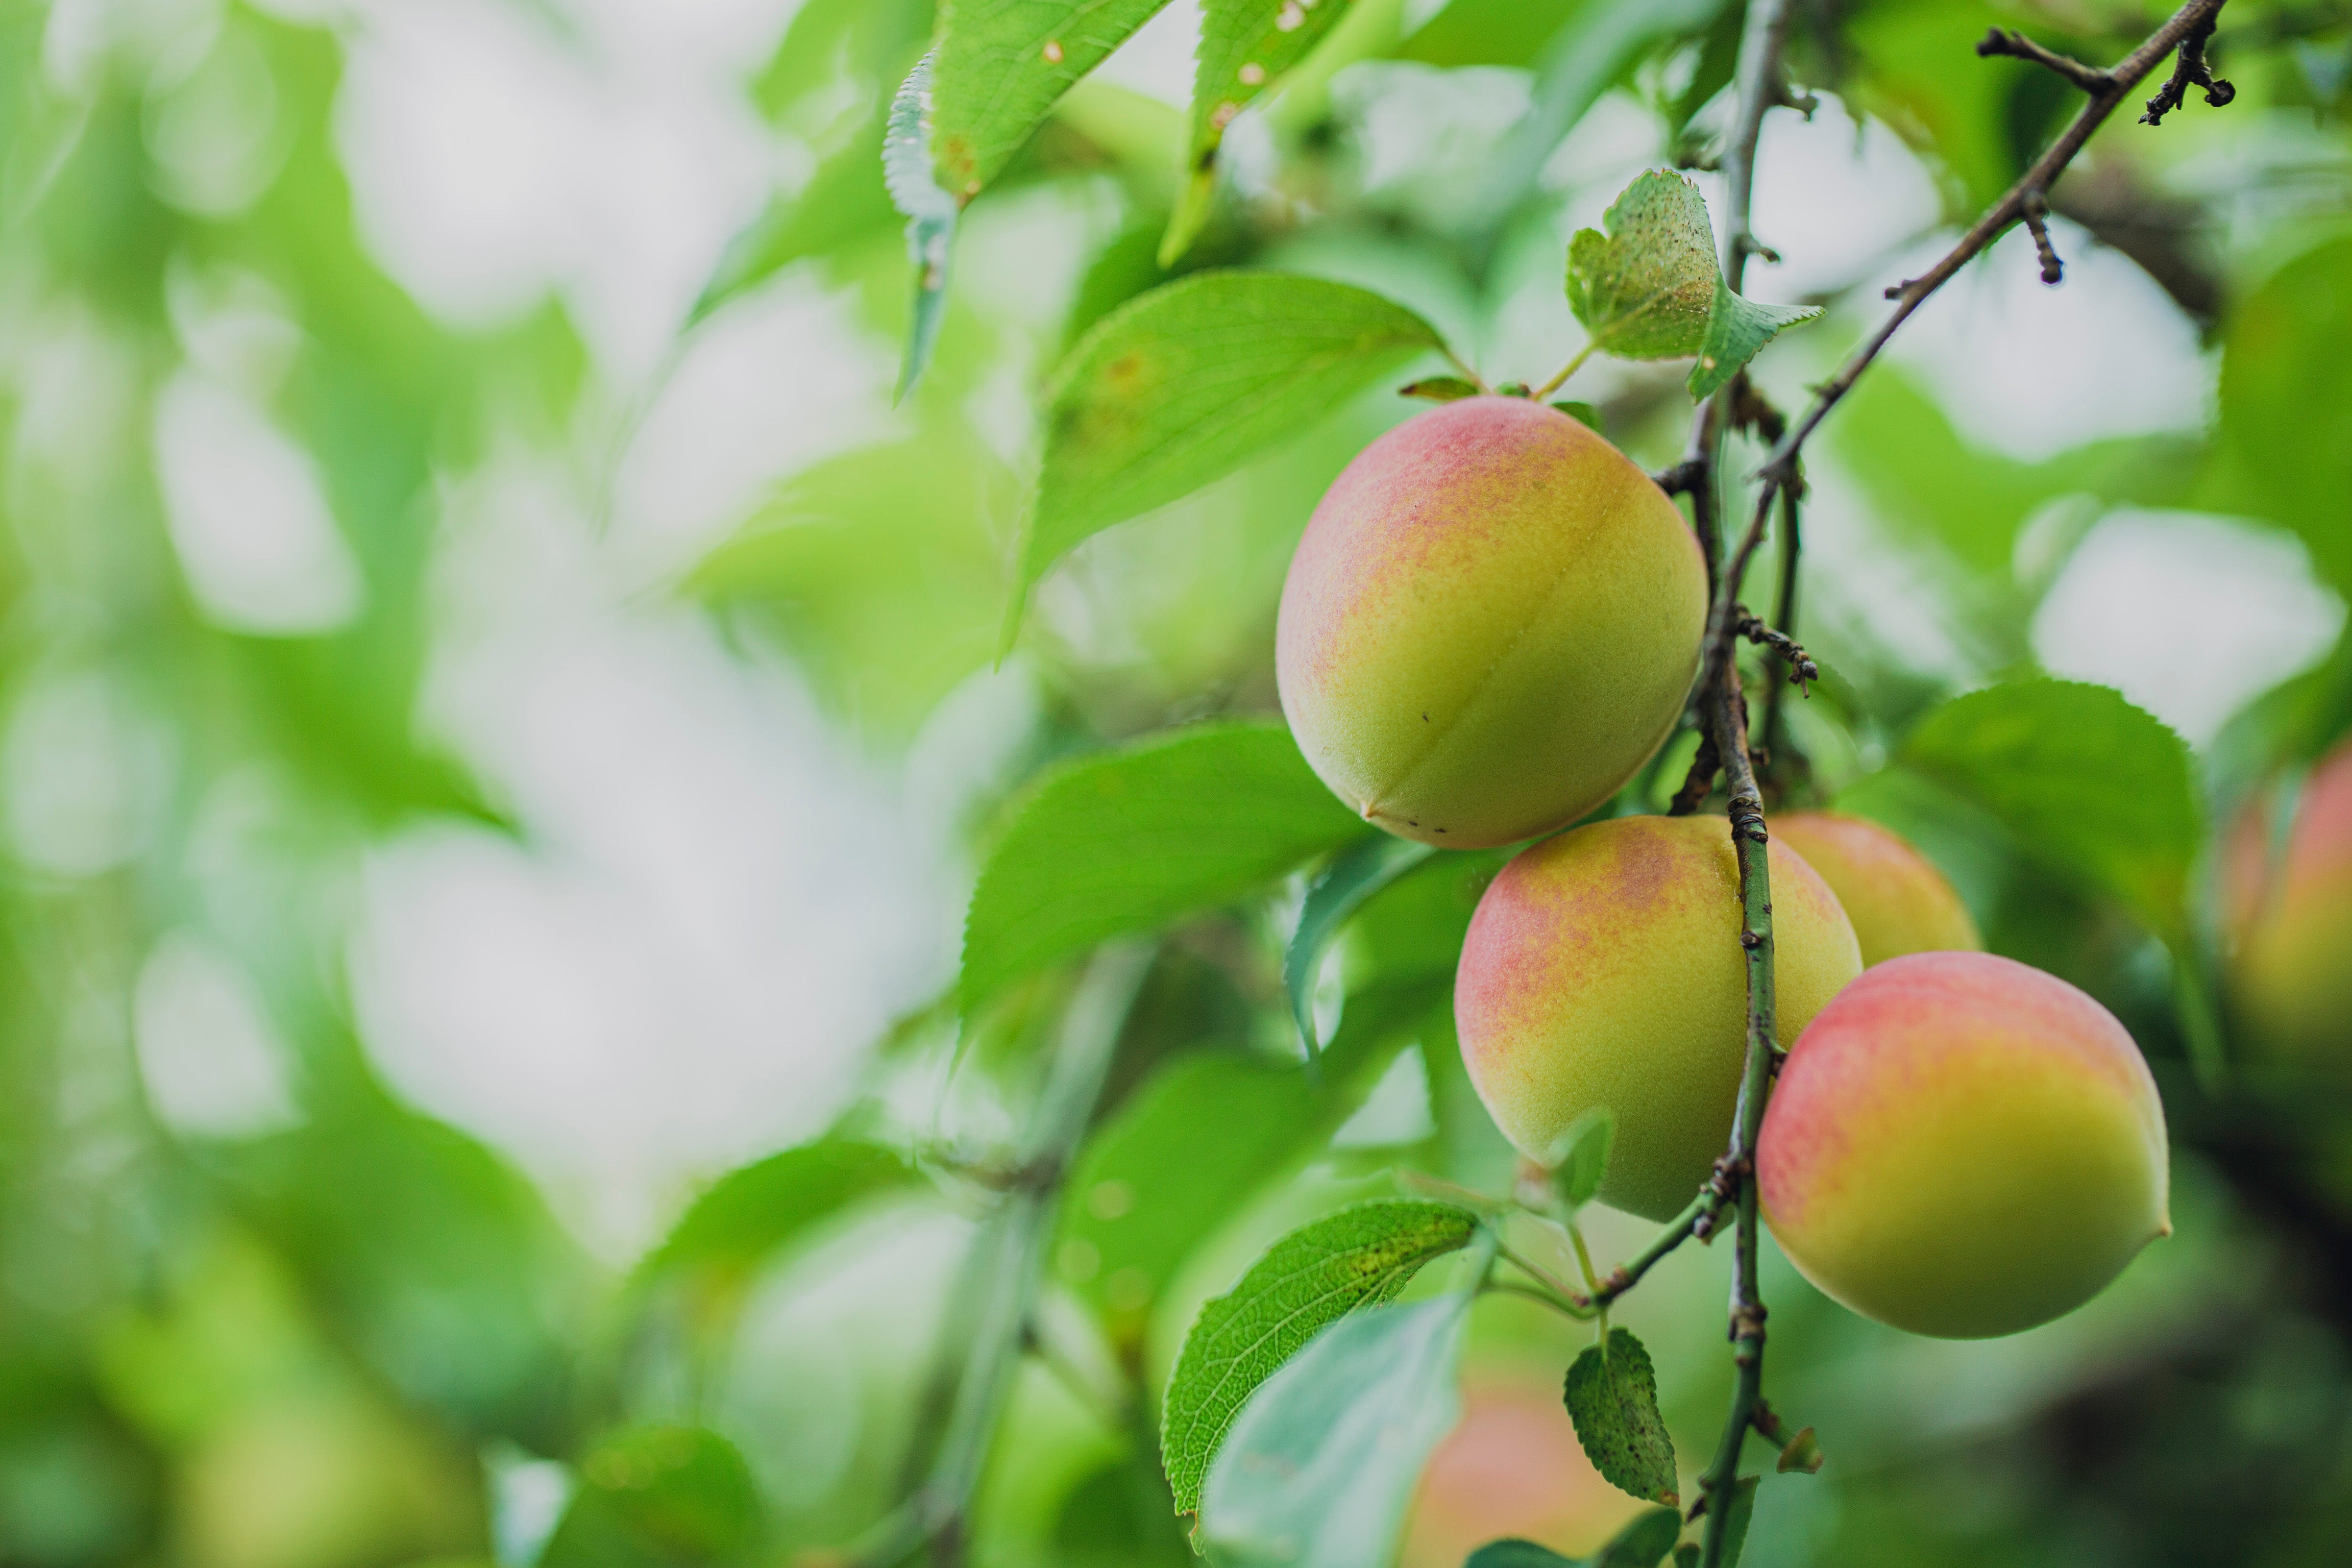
top-left (1531, 342), bottom-right (1596, 401)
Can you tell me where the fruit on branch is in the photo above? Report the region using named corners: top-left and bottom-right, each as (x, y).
top-left (1758, 951), bottom-right (2170, 1339)
top-left (1454, 815), bottom-right (1861, 1220)
top-left (2223, 740), bottom-right (2352, 1065)
top-left (1771, 812), bottom-right (1981, 968)
top-left (1276, 398), bottom-right (1705, 848)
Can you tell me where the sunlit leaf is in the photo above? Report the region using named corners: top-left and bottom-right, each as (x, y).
top-left (1162, 1199), bottom-right (1480, 1513)
top-left (930, 1), bottom-right (1174, 199)
top-left (963, 722), bottom-right (1373, 1012)
top-left (1012, 271), bottom-right (1444, 640)
top-left (885, 53), bottom-right (961, 399)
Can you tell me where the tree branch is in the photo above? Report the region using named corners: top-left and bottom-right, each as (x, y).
top-left (1760, 0), bottom-right (2237, 490)
top-left (1974, 28), bottom-right (2111, 93)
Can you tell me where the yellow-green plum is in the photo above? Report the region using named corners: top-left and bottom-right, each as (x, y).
top-left (2224, 739), bottom-right (2352, 1065)
top-left (1772, 811), bottom-right (1981, 967)
top-left (1455, 815), bottom-right (1861, 1220)
top-left (1758, 951), bottom-right (2170, 1339)
top-left (1277, 397), bottom-right (1705, 848)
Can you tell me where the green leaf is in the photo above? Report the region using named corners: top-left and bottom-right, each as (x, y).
top-left (1563, 1328), bottom-right (1678, 1505)
top-left (1011, 271), bottom-right (1446, 641)
top-left (540, 1426), bottom-right (761, 1568)
top-left (1285, 837), bottom-right (1439, 1056)
top-left (1465, 1507), bottom-right (1682, 1568)
top-left (1060, 978), bottom-right (1448, 1344)
top-left (1551, 400), bottom-right (1602, 430)
top-left (630, 1139), bottom-right (919, 1324)
top-left (884, 52), bottom-right (961, 400)
top-left (1713, 1476), bottom-right (1759, 1568)
top-left (2215, 231), bottom-right (2352, 596)
top-left (1548, 1108), bottom-right (1615, 1211)
top-left (1689, 286), bottom-right (1820, 399)
top-left (1197, 1296), bottom-right (1471, 1568)
top-left (1403, 376), bottom-right (1483, 403)
top-left (963, 722), bottom-right (1370, 1012)
top-left (1776, 1427), bottom-right (1822, 1474)
top-left (1900, 679), bottom-right (2201, 943)
top-left (1161, 1198), bottom-right (1481, 1513)
top-left (1564, 170), bottom-right (1817, 396)
top-left (1162, 0), bottom-right (1359, 265)
top-left (929, 1), bottom-right (1174, 199)
top-left (1674, 1547), bottom-right (1699, 1568)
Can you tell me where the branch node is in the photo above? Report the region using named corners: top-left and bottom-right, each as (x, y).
top-left (2020, 189), bottom-right (2064, 284)
top-left (2142, 15), bottom-right (2234, 125)
top-left (1652, 457), bottom-right (1708, 497)
top-left (1974, 27), bottom-right (2112, 93)
top-left (1734, 231), bottom-right (1781, 266)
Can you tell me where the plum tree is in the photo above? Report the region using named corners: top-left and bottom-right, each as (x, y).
top-left (1276, 397), bottom-right (1706, 848)
top-left (1454, 814), bottom-right (1861, 1220)
top-left (1758, 950), bottom-right (2170, 1339)
top-left (1772, 811), bottom-right (1981, 967)
top-left (2223, 739), bottom-right (2352, 1066)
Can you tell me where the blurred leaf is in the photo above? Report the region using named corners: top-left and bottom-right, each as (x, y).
top-left (1476, 0), bottom-right (1727, 220)
top-left (1548, 1108), bottom-right (1615, 1211)
top-left (1011, 271), bottom-right (1444, 641)
top-left (1901, 678), bottom-right (2200, 944)
top-left (1832, 370), bottom-right (2202, 579)
top-left (1285, 837), bottom-right (1438, 1055)
top-left (2215, 230), bottom-right (2352, 596)
top-left (1776, 1427), bottom-right (1823, 1474)
top-left (631, 1140), bottom-right (920, 1337)
top-left (962, 722), bottom-right (1371, 1012)
top-left (687, 431), bottom-right (1015, 736)
top-left (541, 1425), bottom-right (758, 1568)
top-left (1714, 1476), bottom-right (1758, 1568)
top-left (1563, 1328), bottom-right (1677, 1505)
top-left (1162, 0), bottom-right (1358, 265)
top-left (1197, 1295), bottom-right (1471, 1568)
top-left (1551, 400), bottom-right (1602, 430)
top-left (1564, 171), bottom-right (1817, 395)
top-left (1466, 1507), bottom-right (1683, 1568)
top-left (1162, 1199), bottom-right (1480, 1513)
top-left (1844, 0), bottom-right (2080, 213)
top-left (1061, 977), bottom-right (1449, 1346)
top-left (1398, 0), bottom-right (1584, 68)
top-left (885, 53), bottom-right (961, 399)
top-left (1053, 1452), bottom-right (1194, 1568)
top-left (930, 2), bottom-right (1174, 199)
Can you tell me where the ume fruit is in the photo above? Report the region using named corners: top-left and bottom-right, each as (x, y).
top-left (1277, 398), bottom-right (1706, 848)
top-left (1771, 811), bottom-right (1981, 967)
top-left (1759, 951), bottom-right (2170, 1339)
top-left (1455, 815), bottom-right (1861, 1220)
top-left (2223, 739), bottom-right (2352, 1065)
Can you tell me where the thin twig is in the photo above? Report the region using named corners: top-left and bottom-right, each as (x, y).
top-left (1759, 0), bottom-right (2236, 489)
top-left (1733, 608), bottom-right (1817, 691)
top-left (2142, 10), bottom-right (2236, 123)
top-left (1974, 28), bottom-right (2111, 92)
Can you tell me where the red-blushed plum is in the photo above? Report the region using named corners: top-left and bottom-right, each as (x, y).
top-left (2224, 739), bottom-right (2352, 1066)
top-left (1276, 398), bottom-right (1706, 848)
top-left (1455, 815), bottom-right (1861, 1220)
top-left (1758, 951), bottom-right (2170, 1339)
top-left (1772, 811), bottom-right (1981, 967)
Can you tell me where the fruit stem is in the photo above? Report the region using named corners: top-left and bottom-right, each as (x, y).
top-left (1530, 342), bottom-right (1596, 401)
top-left (1493, 1240), bottom-right (1596, 1312)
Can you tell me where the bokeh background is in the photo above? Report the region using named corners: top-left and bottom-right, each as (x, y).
top-left (4, 1), bottom-right (2351, 1566)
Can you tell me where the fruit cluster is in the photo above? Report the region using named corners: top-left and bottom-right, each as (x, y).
top-left (1276, 397), bottom-right (2171, 1339)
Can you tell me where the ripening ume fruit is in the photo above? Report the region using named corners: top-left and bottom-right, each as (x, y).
top-left (2223, 739), bottom-right (2352, 1066)
top-left (1276, 398), bottom-right (1706, 848)
top-left (1455, 814), bottom-right (1863, 1220)
top-left (1771, 811), bottom-right (1981, 967)
top-left (1759, 951), bottom-right (2170, 1339)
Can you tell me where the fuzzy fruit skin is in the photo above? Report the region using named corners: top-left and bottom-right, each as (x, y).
top-left (1759, 951), bottom-right (2170, 1339)
top-left (1772, 812), bottom-right (1981, 967)
top-left (1276, 397), bottom-right (1705, 848)
top-left (1455, 815), bottom-right (1861, 1220)
top-left (2224, 740), bottom-right (2352, 1066)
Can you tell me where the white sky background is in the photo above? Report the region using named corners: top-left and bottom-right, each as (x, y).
top-left (91, 0), bottom-right (2335, 1254)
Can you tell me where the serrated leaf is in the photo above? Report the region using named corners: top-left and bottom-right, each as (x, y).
top-left (1688, 287), bottom-right (1820, 399)
top-left (1285, 836), bottom-right (1438, 1056)
top-left (1010, 272), bottom-right (1445, 642)
top-left (1162, 1199), bottom-right (1480, 1514)
top-left (1564, 170), bottom-right (1817, 398)
top-left (1403, 376), bottom-right (1483, 403)
top-left (1465, 1506), bottom-right (1682, 1568)
top-left (963, 722), bottom-right (1370, 1013)
top-left (1162, 0), bottom-right (1359, 265)
top-left (930, 2), bottom-right (1174, 200)
top-left (884, 53), bottom-right (960, 400)
top-left (1564, 1329), bottom-right (1678, 1505)
top-left (1900, 679), bottom-right (2200, 944)
top-left (1198, 1295), bottom-right (1470, 1568)
top-left (1547, 1108), bottom-right (1615, 1211)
